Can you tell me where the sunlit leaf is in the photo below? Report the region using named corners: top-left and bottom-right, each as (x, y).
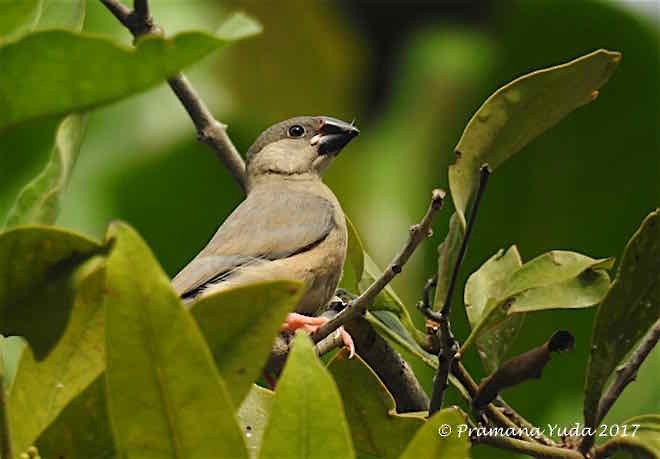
top-left (328, 351), bottom-right (424, 459)
top-left (104, 222), bottom-right (248, 459)
top-left (0, 0), bottom-right (41, 39)
top-left (0, 14), bottom-right (261, 132)
top-left (4, 114), bottom-right (87, 228)
top-left (237, 385), bottom-right (274, 459)
top-left (36, 377), bottom-right (116, 459)
top-left (465, 246), bottom-right (523, 373)
top-left (598, 414), bottom-right (660, 458)
top-left (398, 407), bottom-right (470, 459)
top-left (258, 332), bottom-right (354, 459)
top-left (190, 280), bottom-right (302, 406)
top-left (37, 0), bottom-right (85, 30)
top-left (449, 49), bottom-right (620, 226)
top-left (462, 250), bottom-right (612, 361)
top-left (584, 210), bottom-right (660, 429)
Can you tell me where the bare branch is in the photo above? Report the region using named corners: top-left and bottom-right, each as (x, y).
top-left (580, 318), bottom-right (660, 454)
top-left (100, 0), bottom-right (248, 193)
top-left (311, 189), bottom-right (446, 343)
top-left (428, 164), bottom-right (490, 415)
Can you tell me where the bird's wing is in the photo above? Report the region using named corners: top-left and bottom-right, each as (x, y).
top-left (172, 187), bottom-right (336, 297)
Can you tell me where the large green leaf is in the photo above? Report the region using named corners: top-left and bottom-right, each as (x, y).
top-left (237, 385), bottom-right (274, 459)
top-left (7, 256), bottom-right (105, 454)
top-left (0, 14), bottom-right (260, 132)
top-left (398, 407), bottom-right (470, 459)
top-left (599, 415), bottom-right (660, 458)
top-left (464, 246), bottom-right (524, 373)
top-left (462, 250), bottom-right (612, 360)
top-left (258, 332), bottom-right (354, 459)
top-left (190, 280), bottom-right (303, 406)
top-left (339, 215), bottom-right (365, 292)
top-left (449, 49), bottom-right (620, 226)
top-left (0, 226), bottom-right (102, 336)
top-left (0, 0), bottom-right (41, 39)
top-left (328, 351), bottom-right (424, 459)
top-left (36, 377), bottom-right (116, 459)
top-left (103, 222), bottom-right (247, 459)
top-left (584, 211), bottom-right (660, 429)
top-left (4, 114), bottom-right (87, 228)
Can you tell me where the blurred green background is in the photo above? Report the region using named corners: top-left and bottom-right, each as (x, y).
top-left (2, 0), bottom-right (657, 456)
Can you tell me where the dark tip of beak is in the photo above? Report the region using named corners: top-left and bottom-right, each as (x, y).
top-left (317, 116), bottom-right (359, 155)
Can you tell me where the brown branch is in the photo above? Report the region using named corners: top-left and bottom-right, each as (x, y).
top-left (580, 318), bottom-right (660, 454)
top-left (474, 433), bottom-right (583, 459)
top-left (428, 164), bottom-right (490, 415)
top-left (495, 398), bottom-right (558, 446)
top-left (311, 189), bottom-right (446, 343)
top-left (344, 317), bottom-right (429, 413)
top-left (100, 0), bottom-right (248, 193)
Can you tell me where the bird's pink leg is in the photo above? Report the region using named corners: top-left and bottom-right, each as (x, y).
top-left (282, 313), bottom-right (355, 358)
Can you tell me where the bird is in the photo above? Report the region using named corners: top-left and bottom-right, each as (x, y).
top-left (172, 115), bottom-right (359, 353)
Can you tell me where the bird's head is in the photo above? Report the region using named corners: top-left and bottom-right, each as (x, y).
top-left (245, 116), bottom-right (359, 183)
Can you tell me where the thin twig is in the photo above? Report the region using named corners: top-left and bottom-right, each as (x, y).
top-left (580, 318), bottom-right (660, 454)
top-left (473, 433), bottom-right (583, 459)
top-left (495, 398), bottom-right (558, 446)
top-left (310, 189), bottom-right (446, 344)
top-left (100, 0), bottom-right (248, 193)
top-left (428, 164), bottom-right (490, 415)
top-left (440, 164), bottom-right (491, 317)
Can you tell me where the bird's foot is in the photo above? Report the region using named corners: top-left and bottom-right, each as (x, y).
top-left (282, 313), bottom-right (355, 358)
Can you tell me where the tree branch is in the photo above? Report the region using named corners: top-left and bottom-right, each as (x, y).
top-left (311, 189), bottom-right (446, 343)
top-left (473, 433), bottom-right (583, 459)
top-left (580, 318), bottom-right (660, 454)
top-left (428, 164), bottom-right (490, 415)
top-left (100, 0), bottom-right (248, 193)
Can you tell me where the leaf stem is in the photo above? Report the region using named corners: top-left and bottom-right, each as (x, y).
top-left (474, 433), bottom-right (583, 459)
top-left (99, 0), bottom-right (248, 193)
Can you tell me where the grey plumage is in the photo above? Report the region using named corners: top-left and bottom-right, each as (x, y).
top-left (172, 116), bottom-right (359, 316)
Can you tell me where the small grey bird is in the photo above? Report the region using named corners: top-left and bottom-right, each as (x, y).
top-left (172, 116), bottom-right (359, 348)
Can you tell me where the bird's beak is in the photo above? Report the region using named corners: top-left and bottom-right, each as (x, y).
top-left (312, 117), bottom-right (359, 155)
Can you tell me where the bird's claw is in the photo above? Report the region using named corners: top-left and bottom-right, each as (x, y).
top-left (282, 313), bottom-right (355, 358)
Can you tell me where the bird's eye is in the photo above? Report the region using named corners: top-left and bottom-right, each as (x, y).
top-left (287, 125), bottom-right (305, 138)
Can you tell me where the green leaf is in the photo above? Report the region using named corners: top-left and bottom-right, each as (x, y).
top-left (599, 415), bottom-right (660, 458)
top-left (584, 210), bottom-right (660, 429)
top-left (216, 12), bottom-right (263, 41)
top-left (449, 49), bottom-right (620, 226)
top-left (464, 246), bottom-right (523, 373)
top-left (36, 377), bottom-right (116, 459)
top-left (0, 226), bottom-right (102, 335)
top-left (0, 17), bottom-right (260, 132)
top-left (237, 385), bottom-right (274, 459)
top-left (103, 222), bottom-right (248, 459)
top-left (258, 332), bottom-right (354, 459)
top-left (328, 351), bottom-right (424, 459)
top-left (433, 213), bottom-right (464, 311)
top-left (0, 336), bottom-right (14, 459)
top-left (0, 0), bottom-right (41, 39)
top-left (462, 250), bottom-right (612, 362)
top-left (190, 280), bottom-right (303, 406)
top-left (7, 257), bottom-right (105, 454)
top-left (4, 114), bottom-right (87, 228)
top-left (36, 0), bottom-right (85, 30)
top-left (340, 215), bottom-right (365, 292)
top-left (398, 407), bottom-right (470, 459)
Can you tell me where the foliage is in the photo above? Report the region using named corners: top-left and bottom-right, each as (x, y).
top-left (0, 1), bottom-right (657, 459)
